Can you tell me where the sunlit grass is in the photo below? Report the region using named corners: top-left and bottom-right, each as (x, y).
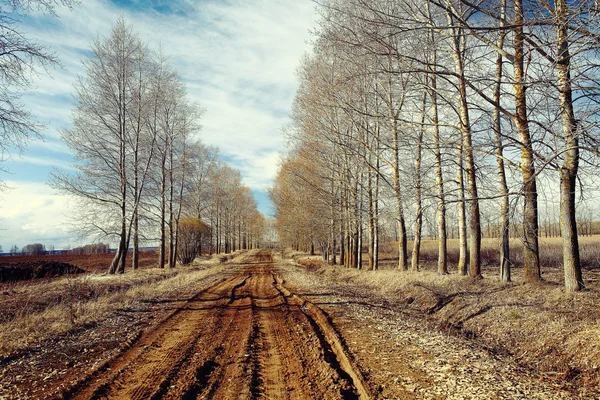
top-left (0, 256), bottom-right (226, 358)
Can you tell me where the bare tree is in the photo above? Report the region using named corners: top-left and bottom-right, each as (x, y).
top-left (51, 18), bottom-right (144, 274)
top-left (493, 0), bottom-right (511, 282)
top-left (0, 0), bottom-right (76, 182)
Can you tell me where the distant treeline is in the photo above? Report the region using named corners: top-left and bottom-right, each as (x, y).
top-left (0, 243), bottom-right (159, 256)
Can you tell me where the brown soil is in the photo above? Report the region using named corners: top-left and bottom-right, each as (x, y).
top-left (0, 250), bottom-right (592, 399)
top-left (52, 249), bottom-right (365, 399)
top-left (0, 261), bottom-right (85, 282)
top-left (0, 253), bottom-right (158, 274)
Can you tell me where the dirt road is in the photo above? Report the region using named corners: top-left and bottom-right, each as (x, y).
top-left (2, 249), bottom-right (589, 399)
top-left (68, 249), bottom-right (368, 400)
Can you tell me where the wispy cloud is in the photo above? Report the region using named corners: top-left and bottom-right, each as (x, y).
top-left (2, 0), bottom-right (315, 247)
top-left (12, 154), bottom-right (75, 170)
top-left (20, 0), bottom-right (315, 187)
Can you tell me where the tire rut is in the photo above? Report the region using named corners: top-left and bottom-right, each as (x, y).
top-left (273, 273), bottom-right (371, 399)
top-left (65, 249), bottom-right (371, 400)
top-left (68, 275), bottom-right (247, 400)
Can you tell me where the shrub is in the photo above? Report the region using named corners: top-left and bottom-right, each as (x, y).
top-left (177, 217), bottom-right (209, 265)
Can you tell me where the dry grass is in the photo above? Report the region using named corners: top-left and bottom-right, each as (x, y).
top-left (376, 236), bottom-right (600, 289)
top-left (0, 255), bottom-right (226, 358)
top-left (382, 235), bottom-right (600, 267)
top-left (288, 247), bottom-right (600, 391)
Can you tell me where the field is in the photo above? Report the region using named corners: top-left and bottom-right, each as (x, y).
top-left (0, 252), bottom-right (159, 276)
top-left (374, 236), bottom-right (600, 289)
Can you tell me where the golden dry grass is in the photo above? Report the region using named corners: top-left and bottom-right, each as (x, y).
top-left (288, 246), bottom-right (600, 390)
top-left (0, 255), bottom-right (227, 358)
top-left (376, 236), bottom-right (600, 289)
top-left (432, 235), bottom-right (600, 268)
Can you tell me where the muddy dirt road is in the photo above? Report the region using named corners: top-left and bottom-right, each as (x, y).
top-left (2, 249), bottom-right (589, 399)
top-left (68, 249), bottom-right (368, 400)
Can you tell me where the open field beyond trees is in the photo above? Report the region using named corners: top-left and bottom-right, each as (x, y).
top-left (378, 236), bottom-right (600, 285)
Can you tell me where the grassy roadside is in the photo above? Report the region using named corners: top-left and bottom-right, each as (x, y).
top-left (377, 236), bottom-right (600, 273)
top-left (0, 255), bottom-right (228, 359)
top-left (287, 250), bottom-right (600, 392)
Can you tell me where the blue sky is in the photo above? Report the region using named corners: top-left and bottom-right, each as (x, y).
top-left (0, 0), bottom-right (317, 251)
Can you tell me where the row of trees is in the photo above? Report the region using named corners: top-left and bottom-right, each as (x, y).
top-left (273, 0), bottom-right (600, 292)
top-left (50, 19), bottom-right (264, 273)
top-left (2, 243), bottom-right (51, 256)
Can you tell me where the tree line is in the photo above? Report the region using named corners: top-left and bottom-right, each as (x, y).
top-left (272, 0), bottom-right (600, 292)
top-left (50, 19), bottom-right (265, 273)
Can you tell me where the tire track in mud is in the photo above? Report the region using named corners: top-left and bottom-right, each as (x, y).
top-left (271, 273), bottom-right (370, 400)
top-left (67, 274), bottom-right (247, 400)
top-left (65, 249), bottom-right (370, 400)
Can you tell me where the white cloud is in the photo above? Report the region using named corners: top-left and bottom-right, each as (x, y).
top-left (3, 0), bottom-right (317, 246)
top-left (11, 154), bottom-right (75, 170)
top-left (0, 181), bottom-right (76, 250)
top-left (27, 139), bottom-right (71, 155)
top-left (21, 0), bottom-right (316, 188)
top-left (242, 151), bottom-right (283, 191)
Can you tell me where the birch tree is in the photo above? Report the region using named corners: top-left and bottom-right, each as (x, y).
top-left (51, 18), bottom-right (144, 274)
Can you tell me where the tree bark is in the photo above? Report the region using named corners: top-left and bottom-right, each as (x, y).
top-left (555, 0), bottom-right (583, 292)
top-left (411, 89), bottom-right (427, 272)
top-left (368, 165), bottom-right (375, 270)
top-left (394, 124), bottom-right (408, 271)
top-left (374, 123), bottom-right (380, 271)
top-left (168, 140), bottom-right (176, 268)
top-left (159, 150), bottom-right (167, 268)
top-left (514, 0), bottom-right (541, 283)
top-left (494, 0), bottom-right (511, 282)
top-left (456, 138), bottom-right (469, 276)
top-left (452, 23), bottom-right (481, 279)
top-left (429, 70), bottom-right (447, 275)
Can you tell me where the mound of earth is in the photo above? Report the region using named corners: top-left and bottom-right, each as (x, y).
top-left (0, 261), bottom-right (85, 282)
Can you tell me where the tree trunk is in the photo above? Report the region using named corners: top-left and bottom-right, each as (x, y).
top-left (109, 240), bottom-right (123, 274)
top-left (494, 0), bottom-right (511, 282)
top-left (159, 152), bottom-right (167, 268)
top-left (555, 0), bottom-right (583, 292)
top-left (394, 131), bottom-right (408, 271)
top-left (168, 141), bottom-right (176, 268)
top-left (340, 195), bottom-right (345, 267)
top-left (429, 64), bottom-right (447, 275)
top-left (374, 129), bottom-right (380, 271)
top-left (514, 0), bottom-right (541, 283)
top-left (446, 14), bottom-right (477, 277)
top-left (455, 37), bottom-right (481, 279)
top-left (132, 208), bottom-right (139, 270)
top-left (132, 129), bottom-right (139, 271)
top-left (330, 176), bottom-right (337, 265)
top-left (368, 168), bottom-right (375, 271)
top-left (457, 138), bottom-right (469, 276)
top-left (411, 90), bottom-right (427, 272)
